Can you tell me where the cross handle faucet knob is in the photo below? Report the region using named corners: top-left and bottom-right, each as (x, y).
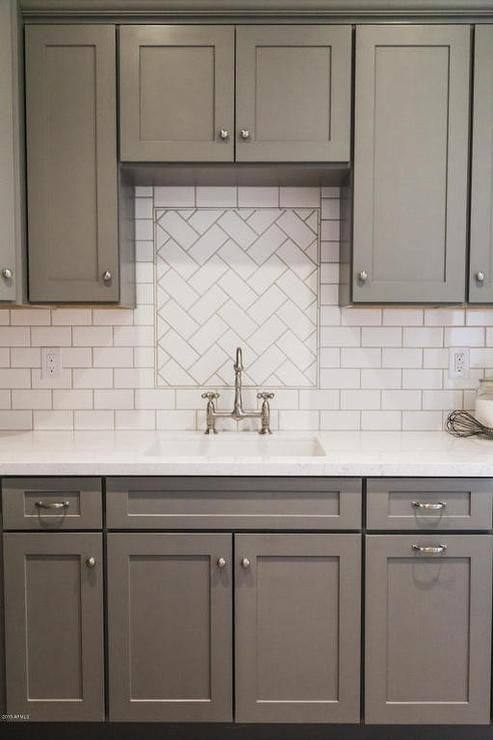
top-left (202, 392), bottom-right (220, 400)
top-left (257, 392), bottom-right (275, 400)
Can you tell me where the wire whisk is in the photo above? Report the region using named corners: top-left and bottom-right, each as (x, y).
top-left (446, 409), bottom-right (493, 439)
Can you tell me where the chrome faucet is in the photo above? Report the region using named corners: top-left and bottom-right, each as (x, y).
top-left (201, 347), bottom-right (274, 435)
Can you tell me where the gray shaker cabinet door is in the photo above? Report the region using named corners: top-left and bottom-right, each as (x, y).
top-left (235, 533), bottom-right (361, 723)
top-left (107, 533), bottom-right (232, 722)
top-left (365, 535), bottom-right (492, 725)
top-left (353, 25), bottom-right (470, 303)
top-left (236, 26), bottom-right (351, 162)
top-left (3, 532), bottom-right (104, 722)
top-left (26, 25), bottom-right (119, 302)
top-left (120, 26), bottom-right (234, 162)
top-left (470, 26), bottom-right (493, 302)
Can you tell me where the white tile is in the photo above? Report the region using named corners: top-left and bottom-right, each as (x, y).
top-left (196, 187), bottom-right (237, 207)
top-left (320, 263), bottom-right (338, 284)
top-left (133, 305), bottom-right (155, 327)
top-left (445, 327), bottom-right (484, 347)
top-left (0, 369), bottom-right (30, 388)
top-left (114, 326), bottom-right (154, 347)
top-left (470, 348), bottom-right (493, 367)
top-left (278, 410), bottom-right (319, 430)
top-left (52, 308), bottom-right (92, 325)
top-left (176, 389), bottom-right (219, 409)
top-left (93, 309), bottom-right (133, 326)
top-left (320, 369), bottom-right (360, 388)
top-left (423, 348), bottom-right (449, 368)
top-left (60, 348), bottom-right (92, 368)
top-left (137, 263), bottom-right (155, 285)
top-left (279, 187), bottom-right (320, 207)
top-left (135, 389), bottom-right (175, 409)
top-left (0, 347), bottom-right (9, 366)
top-left (135, 197), bottom-right (153, 219)
top-left (298, 389), bottom-right (339, 409)
top-left (466, 308), bottom-right (493, 326)
top-left (362, 327), bottom-right (402, 347)
top-left (238, 187), bottom-right (279, 207)
top-left (321, 187), bottom-right (340, 198)
top-left (0, 390), bottom-right (10, 409)
top-left (382, 390), bottom-right (421, 410)
top-left (341, 348), bottom-right (381, 368)
top-left (382, 308), bottom-right (423, 326)
top-left (93, 347), bottom-right (133, 368)
top-left (156, 410), bottom-right (196, 430)
top-left (135, 219), bottom-right (153, 240)
top-left (11, 348), bottom-right (40, 367)
top-left (73, 368), bottom-right (113, 389)
top-left (136, 240), bottom-right (154, 262)
top-left (11, 308), bottom-right (50, 325)
top-left (402, 411), bottom-right (443, 431)
top-left (341, 389), bottom-right (380, 410)
top-left (321, 198), bottom-right (340, 220)
top-left (320, 410), bottom-right (360, 430)
top-left (73, 326), bottom-right (113, 346)
top-left (0, 410), bottom-right (32, 430)
top-left (341, 308), bottom-right (381, 326)
top-left (425, 308), bottom-right (465, 326)
top-left (0, 310), bottom-right (9, 325)
top-left (361, 369), bottom-right (401, 389)
top-left (31, 326), bottom-right (71, 347)
top-left (320, 241), bottom-right (339, 262)
top-left (402, 368), bottom-right (443, 389)
top-left (423, 389), bottom-right (462, 410)
top-left (33, 410), bottom-right (73, 431)
top-left (134, 347), bottom-right (155, 368)
top-left (320, 306), bottom-right (341, 326)
top-left (32, 368), bottom-right (71, 389)
top-left (74, 410), bottom-right (114, 430)
top-left (320, 326), bottom-right (360, 347)
top-left (320, 220), bottom-right (340, 241)
top-left (135, 186), bottom-right (153, 197)
top-left (382, 348), bottom-right (422, 368)
top-left (115, 410), bottom-right (156, 430)
top-left (94, 389), bottom-right (134, 409)
top-left (361, 410), bottom-right (401, 430)
top-left (12, 390), bottom-right (51, 409)
top-left (403, 327), bottom-right (443, 347)
top-left (0, 327), bottom-right (29, 346)
top-left (154, 186), bottom-right (195, 208)
top-left (53, 390), bottom-right (92, 410)
top-left (114, 368), bottom-right (154, 388)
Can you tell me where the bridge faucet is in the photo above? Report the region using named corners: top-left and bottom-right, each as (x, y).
top-left (201, 347), bottom-right (274, 435)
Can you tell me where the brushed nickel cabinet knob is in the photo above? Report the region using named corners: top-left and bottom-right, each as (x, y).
top-left (241, 557), bottom-right (251, 569)
top-left (103, 270), bottom-right (112, 283)
top-left (219, 129), bottom-right (229, 140)
top-left (358, 270), bottom-right (368, 283)
top-left (1, 268), bottom-right (13, 280)
top-left (86, 556), bottom-right (96, 568)
top-left (217, 557), bottom-right (227, 569)
top-left (476, 271), bottom-right (485, 283)
top-left (240, 129), bottom-right (250, 140)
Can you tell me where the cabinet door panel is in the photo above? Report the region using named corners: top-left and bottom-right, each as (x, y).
top-left (236, 26), bottom-right (351, 162)
top-left (366, 535), bottom-right (492, 724)
top-left (120, 26), bottom-right (234, 162)
top-left (353, 25), bottom-right (470, 302)
top-left (470, 25), bottom-right (493, 301)
top-left (108, 533), bottom-right (232, 721)
top-left (3, 532), bottom-right (104, 721)
top-left (26, 25), bottom-right (119, 302)
top-left (235, 533), bottom-right (361, 723)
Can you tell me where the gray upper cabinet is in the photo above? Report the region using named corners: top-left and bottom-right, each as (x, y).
top-left (119, 26), bottom-right (234, 162)
top-left (3, 532), bottom-right (104, 722)
top-left (352, 25), bottom-right (470, 303)
top-left (0, 0), bottom-right (24, 303)
top-left (235, 533), bottom-right (361, 723)
top-left (365, 535), bottom-right (492, 725)
top-left (236, 26), bottom-right (351, 162)
top-left (107, 533), bottom-right (232, 722)
top-left (26, 25), bottom-right (122, 303)
top-left (469, 25), bottom-right (493, 302)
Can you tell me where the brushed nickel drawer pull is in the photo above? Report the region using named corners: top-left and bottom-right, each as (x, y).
top-left (86, 556), bottom-right (96, 568)
top-left (217, 557), bottom-right (227, 569)
top-left (411, 544), bottom-right (447, 554)
top-left (412, 500), bottom-right (446, 511)
top-left (241, 557), bottom-right (251, 569)
top-left (35, 500), bottom-right (70, 510)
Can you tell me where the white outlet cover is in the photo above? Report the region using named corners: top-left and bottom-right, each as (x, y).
top-left (448, 347), bottom-right (470, 380)
top-left (41, 347), bottom-right (61, 379)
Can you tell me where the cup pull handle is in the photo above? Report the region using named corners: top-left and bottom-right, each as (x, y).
top-left (412, 501), bottom-right (446, 511)
top-left (412, 544), bottom-right (447, 554)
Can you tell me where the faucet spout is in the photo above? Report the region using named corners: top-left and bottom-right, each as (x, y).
top-left (233, 347), bottom-right (244, 415)
top-left (234, 346), bottom-right (243, 372)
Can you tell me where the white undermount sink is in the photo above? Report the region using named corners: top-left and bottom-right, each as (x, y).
top-left (144, 435), bottom-right (326, 459)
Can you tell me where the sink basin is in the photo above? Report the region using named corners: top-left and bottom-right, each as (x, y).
top-left (144, 435), bottom-right (326, 459)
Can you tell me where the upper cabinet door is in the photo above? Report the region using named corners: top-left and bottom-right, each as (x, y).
top-left (353, 26), bottom-right (470, 303)
top-left (26, 25), bottom-right (119, 302)
top-left (236, 26), bottom-right (351, 162)
top-left (469, 26), bottom-right (493, 302)
top-left (120, 26), bottom-right (234, 162)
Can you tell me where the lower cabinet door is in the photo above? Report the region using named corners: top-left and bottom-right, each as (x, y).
top-left (107, 533), bottom-right (232, 721)
top-left (365, 535), bottom-right (493, 725)
top-left (235, 533), bottom-right (361, 723)
top-left (3, 532), bottom-right (104, 721)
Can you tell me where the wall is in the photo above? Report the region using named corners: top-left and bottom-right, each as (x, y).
top-left (0, 185), bottom-right (489, 432)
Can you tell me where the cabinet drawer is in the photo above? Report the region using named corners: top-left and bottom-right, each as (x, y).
top-left (2, 478), bottom-right (102, 530)
top-left (367, 478), bottom-right (493, 531)
top-left (106, 477), bottom-right (362, 530)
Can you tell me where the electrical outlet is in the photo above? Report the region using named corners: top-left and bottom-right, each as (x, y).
top-left (448, 348), bottom-right (470, 380)
top-left (41, 347), bottom-right (61, 380)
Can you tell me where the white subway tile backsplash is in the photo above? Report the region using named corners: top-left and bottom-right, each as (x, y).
top-left (12, 389), bottom-right (51, 409)
top-left (94, 389), bottom-right (134, 409)
top-left (73, 368), bottom-right (113, 389)
top-left (53, 389), bottom-right (92, 410)
top-left (445, 327), bottom-right (484, 347)
top-left (33, 410), bottom-right (73, 430)
top-left (0, 410), bottom-right (32, 430)
top-left (403, 327), bottom-right (443, 347)
top-left (362, 327), bottom-right (402, 347)
top-left (341, 389), bottom-right (380, 410)
top-left (0, 369), bottom-right (30, 388)
top-left (280, 187), bottom-right (319, 207)
top-left (425, 308), bottom-right (465, 326)
top-left (115, 410), bottom-right (156, 430)
top-left (361, 410), bottom-right (401, 430)
top-left (238, 187), bottom-right (279, 207)
top-left (382, 390), bottom-right (421, 410)
top-left (382, 309), bottom-right (423, 326)
top-left (52, 308), bottom-right (92, 325)
top-left (10, 348), bottom-right (38, 367)
top-left (0, 327), bottom-right (29, 346)
top-left (361, 369), bottom-right (401, 389)
top-left (93, 347), bottom-right (133, 368)
top-left (74, 410), bottom-right (114, 430)
top-left (402, 368), bottom-right (443, 389)
top-left (32, 368), bottom-right (71, 389)
top-left (31, 327), bottom-right (71, 347)
top-left (154, 186), bottom-right (195, 208)
top-left (402, 410), bottom-right (443, 431)
top-left (320, 410), bottom-right (360, 430)
top-left (11, 308), bottom-right (50, 325)
top-left (60, 347), bottom-right (92, 368)
top-left (422, 389), bottom-right (463, 410)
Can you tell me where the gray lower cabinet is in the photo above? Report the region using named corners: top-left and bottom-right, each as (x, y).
top-left (119, 25), bottom-right (234, 162)
top-left (351, 25), bottom-right (470, 303)
top-left (365, 534), bottom-right (493, 725)
top-left (107, 533), bottom-right (232, 722)
top-left (235, 533), bottom-right (361, 723)
top-left (469, 25), bottom-right (493, 302)
top-left (235, 26), bottom-right (351, 162)
top-left (3, 532), bottom-right (104, 721)
top-left (25, 25), bottom-right (129, 304)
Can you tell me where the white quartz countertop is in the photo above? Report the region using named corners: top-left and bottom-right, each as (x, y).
top-left (0, 430), bottom-right (492, 476)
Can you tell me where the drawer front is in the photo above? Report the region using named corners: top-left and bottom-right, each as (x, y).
top-left (2, 478), bottom-right (102, 530)
top-left (106, 477), bottom-right (362, 530)
top-left (367, 478), bottom-right (493, 531)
